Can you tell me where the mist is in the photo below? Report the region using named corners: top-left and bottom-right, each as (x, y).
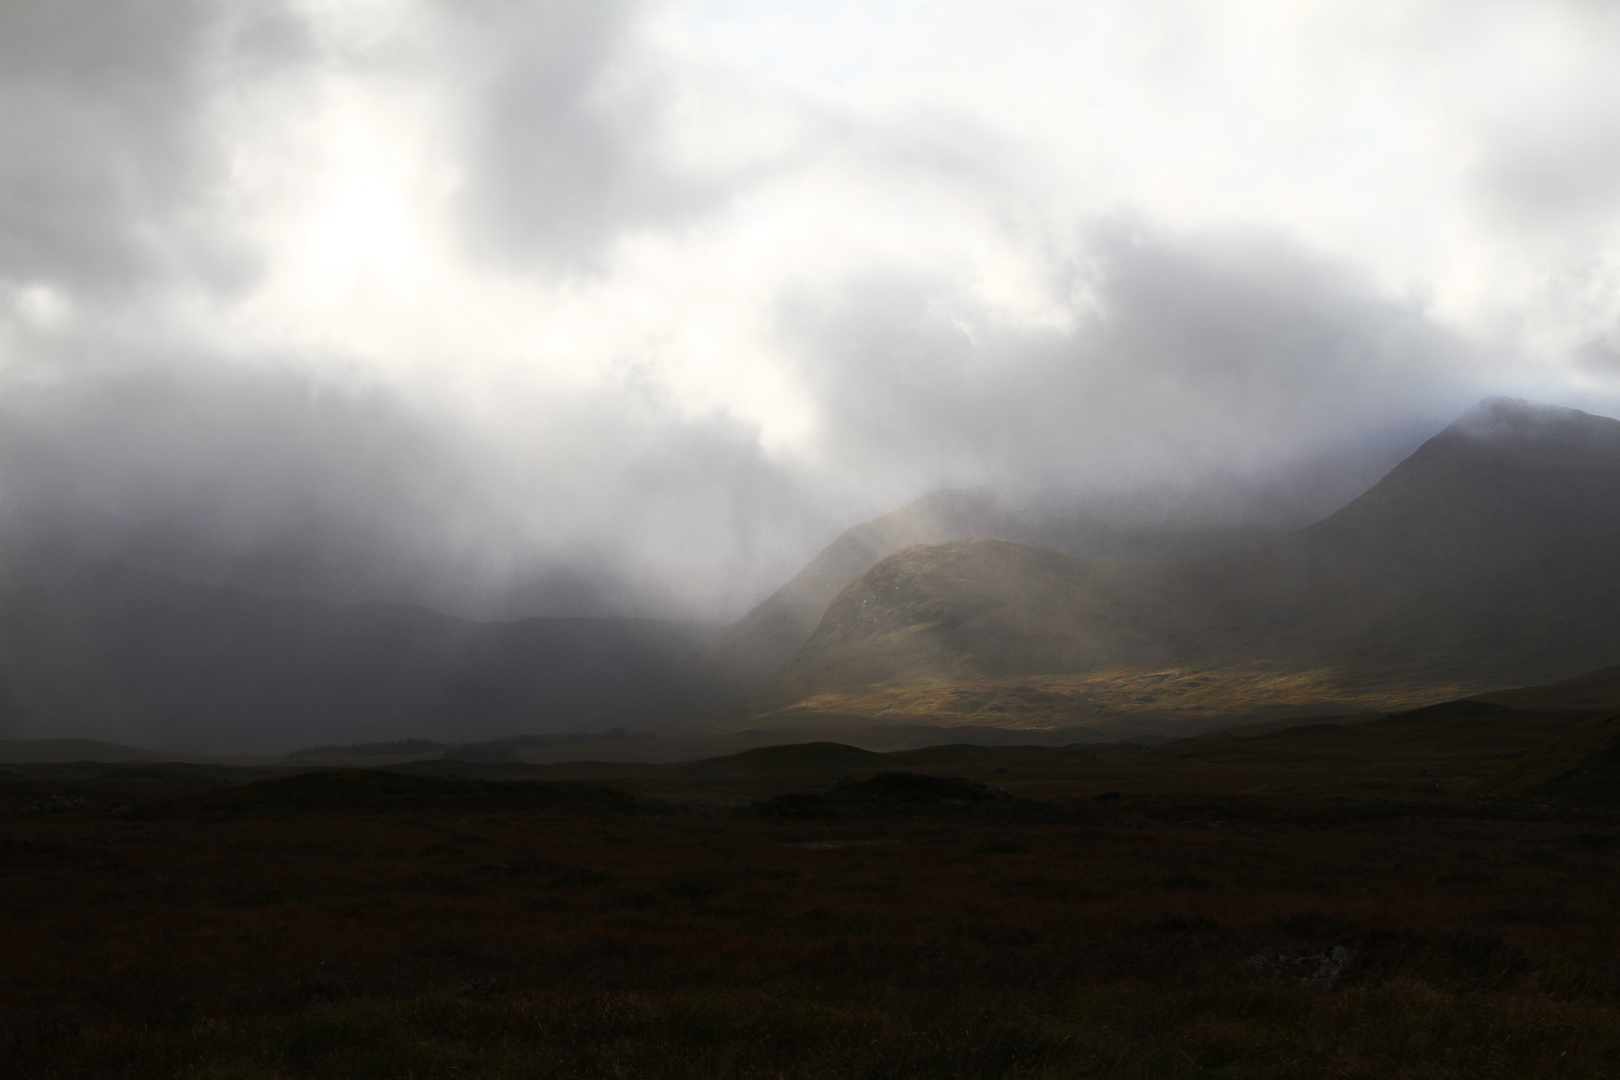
top-left (3, 0), bottom-right (1618, 624)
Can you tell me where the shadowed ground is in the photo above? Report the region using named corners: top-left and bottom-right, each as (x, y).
top-left (3, 688), bottom-right (1618, 1079)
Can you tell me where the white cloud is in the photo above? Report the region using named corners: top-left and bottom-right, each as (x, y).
top-left (2, 0), bottom-right (1619, 618)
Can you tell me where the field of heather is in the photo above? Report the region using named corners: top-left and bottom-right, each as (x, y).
top-left (3, 726), bottom-right (1618, 1079)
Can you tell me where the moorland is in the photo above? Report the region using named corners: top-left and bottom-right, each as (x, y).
top-left (3, 668), bottom-right (1619, 1079)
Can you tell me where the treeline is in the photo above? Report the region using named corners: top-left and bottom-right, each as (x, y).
top-left (288, 728), bottom-right (644, 759)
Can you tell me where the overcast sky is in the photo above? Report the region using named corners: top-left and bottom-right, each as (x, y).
top-left (2, 0), bottom-right (1619, 620)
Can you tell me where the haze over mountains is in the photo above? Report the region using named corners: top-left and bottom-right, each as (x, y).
top-left (713, 398), bottom-right (1620, 733)
top-left (0, 549), bottom-right (712, 753)
top-left (2, 397), bottom-right (1619, 755)
top-left (694, 445), bottom-right (1409, 691)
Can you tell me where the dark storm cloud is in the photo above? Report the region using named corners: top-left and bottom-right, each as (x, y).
top-left (0, 338), bottom-right (837, 621)
top-left (0, 0), bottom-right (309, 293)
top-left (0, 351), bottom-right (488, 600)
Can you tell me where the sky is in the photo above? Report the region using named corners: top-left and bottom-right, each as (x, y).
top-left (2, 0), bottom-right (1619, 621)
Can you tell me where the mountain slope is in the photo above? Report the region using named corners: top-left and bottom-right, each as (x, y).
top-left (1201, 397), bottom-right (1620, 679)
top-left (1474, 664), bottom-right (1620, 712)
top-left (0, 552), bottom-right (713, 753)
top-left (775, 541), bottom-right (1190, 693)
top-left (1474, 709), bottom-right (1620, 805)
top-left (696, 473), bottom-right (1332, 689)
top-left (692, 491), bottom-right (1003, 687)
top-left (763, 399), bottom-right (1620, 711)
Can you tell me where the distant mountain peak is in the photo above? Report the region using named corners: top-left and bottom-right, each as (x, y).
top-left (1447, 397), bottom-right (1620, 446)
top-left (745, 395), bottom-right (1620, 712)
top-left (1371, 399), bottom-right (1620, 492)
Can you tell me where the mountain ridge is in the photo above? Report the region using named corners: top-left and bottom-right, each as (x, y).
top-left (693, 468), bottom-right (1360, 690)
top-left (727, 398), bottom-right (1620, 729)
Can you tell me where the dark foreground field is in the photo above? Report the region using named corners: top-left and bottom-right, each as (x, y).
top-left (3, 711), bottom-right (1619, 1079)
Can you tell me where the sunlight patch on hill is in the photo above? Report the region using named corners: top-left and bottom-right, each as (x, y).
top-left (741, 665), bottom-right (1483, 737)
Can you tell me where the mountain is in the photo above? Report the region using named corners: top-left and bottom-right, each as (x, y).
top-left (13, 397), bottom-right (1611, 753)
top-left (693, 491), bottom-right (1004, 687)
top-left (0, 550), bottom-right (713, 753)
top-left (739, 399), bottom-right (1620, 725)
top-left (695, 474), bottom-right (1340, 689)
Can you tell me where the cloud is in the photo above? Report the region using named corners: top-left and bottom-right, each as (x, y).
top-left (0, 219), bottom-right (1486, 621)
top-left (2, 0), bottom-right (1618, 624)
top-left (0, 0), bottom-right (310, 294)
top-left (432, 0), bottom-right (726, 273)
top-left (782, 220), bottom-right (1484, 513)
top-left (0, 339), bottom-right (838, 620)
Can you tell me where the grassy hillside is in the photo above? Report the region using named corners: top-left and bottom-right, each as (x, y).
top-left (691, 490), bottom-right (1006, 687)
top-left (740, 400), bottom-right (1620, 729)
top-left (1475, 710), bottom-right (1620, 805)
top-left (1476, 664), bottom-right (1620, 711)
top-left (695, 481), bottom-right (1326, 690)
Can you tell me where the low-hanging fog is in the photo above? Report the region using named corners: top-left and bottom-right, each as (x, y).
top-left (3, 0), bottom-right (1619, 623)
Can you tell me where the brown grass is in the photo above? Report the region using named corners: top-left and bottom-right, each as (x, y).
top-left (729, 665), bottom-right (1490, 741)
top-left (2, 731), bottom-right (1618, 1078)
